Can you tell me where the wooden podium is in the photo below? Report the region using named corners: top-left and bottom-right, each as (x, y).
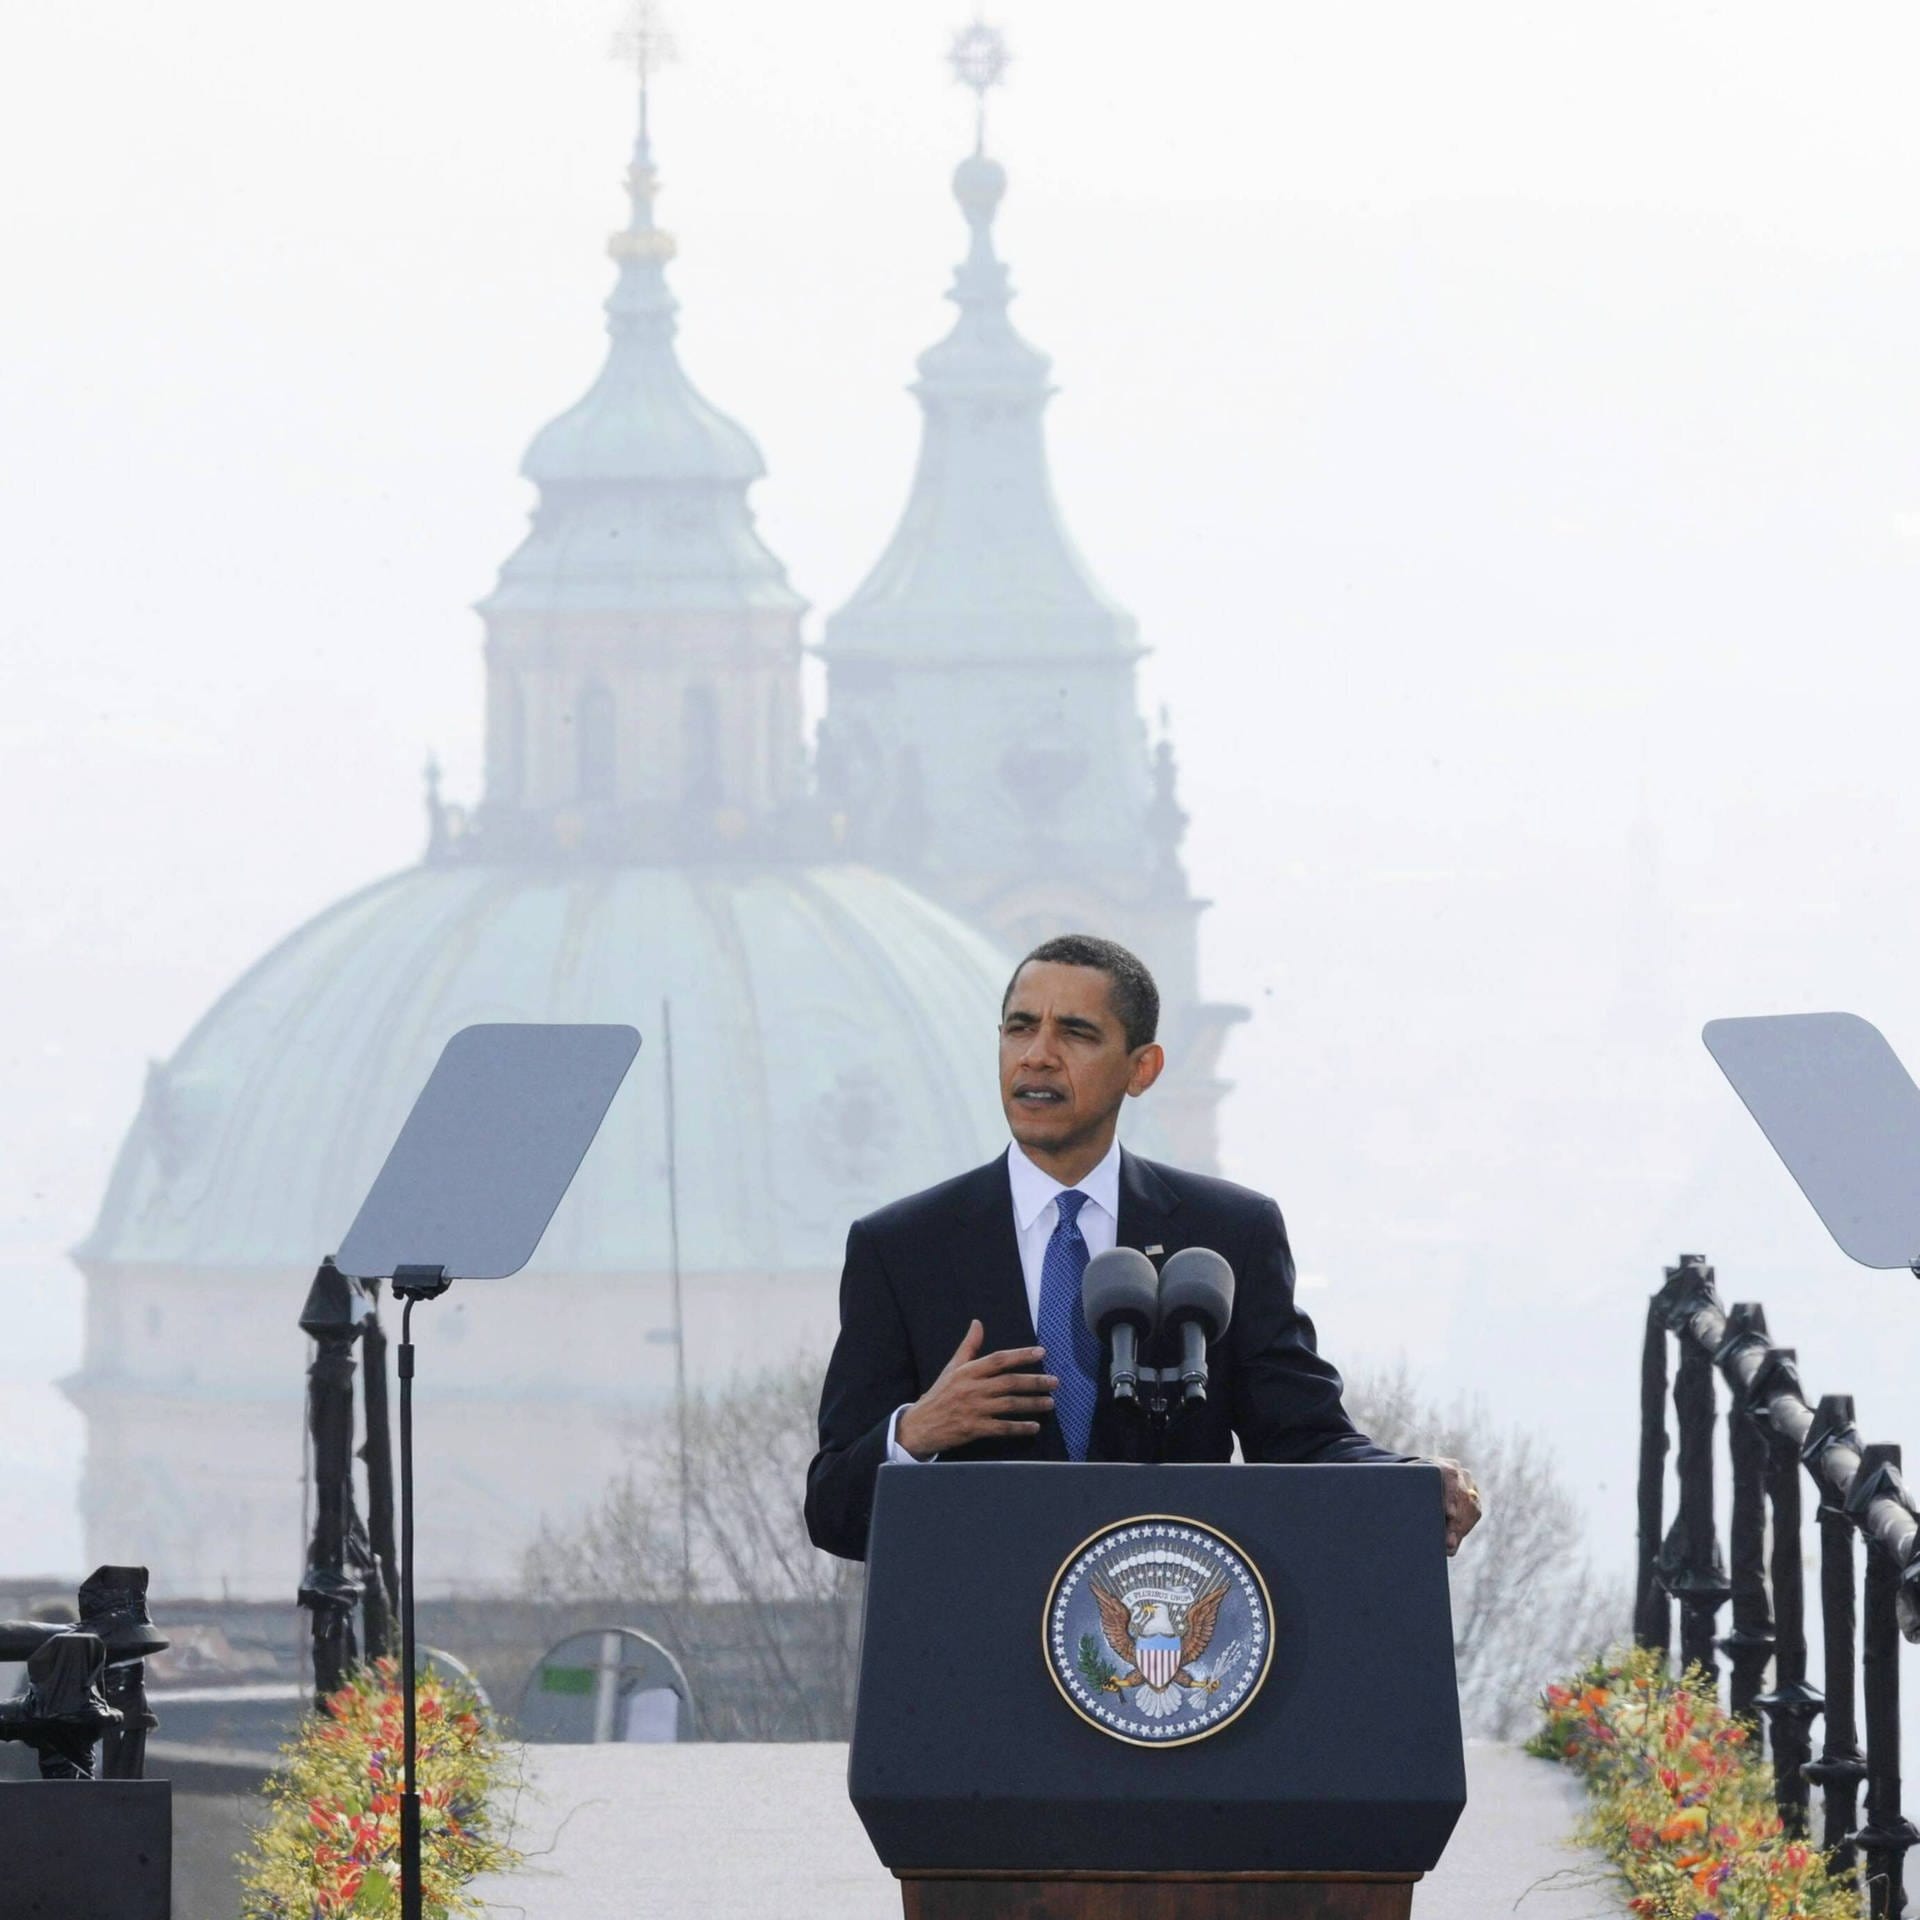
top-left (896, 1869), bottom-right (1419, 1918)
top-left (850, 1463), bottom-right (1463, 1919)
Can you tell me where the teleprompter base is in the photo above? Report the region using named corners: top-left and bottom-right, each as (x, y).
top-left (897, 1869), bottom-right (1420, 1920)
top-left (0, 1778), bottom-right (172, 1919)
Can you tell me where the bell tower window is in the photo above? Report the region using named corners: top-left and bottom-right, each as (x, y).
top-left (683, 684), bottom-right (721, 807)
top-left (498, 676), bottom-right (526, 805)
top-left (578, 682), bottom-right (617, 803)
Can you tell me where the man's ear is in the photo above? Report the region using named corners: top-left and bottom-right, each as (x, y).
top-left (1126, 1043), bottom-right (1166, 1098)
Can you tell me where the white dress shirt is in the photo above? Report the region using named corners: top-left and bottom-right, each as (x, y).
top-left (887, 1139), bottom-right (1124, 1465)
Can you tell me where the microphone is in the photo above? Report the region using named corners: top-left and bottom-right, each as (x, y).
top-left (1080, 1247), bottom-right (1162, 1402)
top-left (1157, 1248), bottom-right (1234, 1405)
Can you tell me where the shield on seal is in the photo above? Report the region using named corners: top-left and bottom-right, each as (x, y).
top-left (1138, 1634), bottom-right (1182, 1691)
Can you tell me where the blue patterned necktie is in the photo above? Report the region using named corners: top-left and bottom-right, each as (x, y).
top-left (1036, 1189), bottom-right (1101, 1461)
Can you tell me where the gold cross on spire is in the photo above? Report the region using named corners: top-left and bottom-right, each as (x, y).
top-left (946, 16), bottom-right (1011, 153)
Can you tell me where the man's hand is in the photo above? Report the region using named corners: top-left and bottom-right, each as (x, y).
top-left (1434, 1456), bottom-right (1483, 1556)
top-left (896, 1320), bottom-right (1057, 1460)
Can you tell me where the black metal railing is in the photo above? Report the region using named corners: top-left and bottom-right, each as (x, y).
top-left (1638, 1253), bottom-right (1920, 1915)
top-left (298, 1258), bottom-right (400, 1705)
top-left (0, 1565), bottom-right (166, 1779)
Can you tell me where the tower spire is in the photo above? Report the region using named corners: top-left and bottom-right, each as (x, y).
top-left (826, 18), bottom-right (1124, 652)
top-left (820, 22), bottom-right (1247, 1170)
top-left (606, 3), bottom-right (681, 331)
top-left (470, 9), bottom-right (809, 863)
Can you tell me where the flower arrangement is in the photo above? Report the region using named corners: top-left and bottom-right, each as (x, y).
top-left (1529, 1645), bottom-right (1853, 1920)
top-left (239, 1658), bottom-right (517, 1918)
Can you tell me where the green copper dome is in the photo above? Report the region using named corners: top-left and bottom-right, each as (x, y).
top-left (82, 864), bottom-right (1012, 1277)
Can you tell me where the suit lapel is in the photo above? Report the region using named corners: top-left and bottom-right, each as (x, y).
top-left (1116, 1148), bottom-right (1182, 1258)
top-left (1085, 1150), bottom-right (1184, 1465)
top-left (953, 1152), bottom-right (1037, 1349)
top-left (954, 1149), bottom-right (1062, 1460)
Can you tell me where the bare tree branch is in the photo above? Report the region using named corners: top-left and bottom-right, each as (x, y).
top-left (1343, 1363), bottom-right (1627, 1737)
top-left (520, 1357), bottom-right (862, 1738)
top-left (524, 1354), bottom-right (1620, 1741)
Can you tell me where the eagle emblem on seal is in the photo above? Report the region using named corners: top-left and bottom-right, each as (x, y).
top-left (1045, 1517), bottom-right (1273, 1745)
top-left (1091, 1567), bottom-right (1232, 1718)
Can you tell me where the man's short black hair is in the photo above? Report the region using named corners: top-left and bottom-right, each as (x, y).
top-left (1002, 934), bottom-right (1160, 1052)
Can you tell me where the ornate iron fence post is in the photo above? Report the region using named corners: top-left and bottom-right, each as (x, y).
top-left (85, 1565), bottom-right (166, 1782)
top-left (1655, 1257), bottom-right (1731, 1685)
top-left (1803, 1393), bottom-right (1868, 1879)
top-left (1639, 1257), bottom-right (1920, 1904)
top-left (1854, 1442), bottom-right (1919, 1918)
top-left (299, 1259), bottom-right (366, 1705)
top-left (1717, 1303), bottom-right (1775, 1721)
top-left (1748, 1343), bottom-right (1820, 1836)
top-left (1636, 1298), bottom-right (1673, 1655)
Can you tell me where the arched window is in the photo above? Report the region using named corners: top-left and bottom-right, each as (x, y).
top-left (682, 683), bottom-right (721, 807)
top-left (578, 681), bottom-right (617, 803)
top-left (766, 683), bottom-right (789, 800)
top-left (495, 676), bottom-right (525, 804)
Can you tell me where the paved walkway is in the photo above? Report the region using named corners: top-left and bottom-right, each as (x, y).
top-left (473, 1739), bottom-right (1628, 1918)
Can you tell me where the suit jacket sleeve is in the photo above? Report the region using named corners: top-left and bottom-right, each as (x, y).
top-left (1229, 1199), bottom-right (1412, 1465)
top-left (805, 1218), bottom-right (918, 1562)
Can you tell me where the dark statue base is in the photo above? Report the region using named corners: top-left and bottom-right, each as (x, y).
top-left (896, 1870), bottom-right (1420, 1920)
top-left (0, 1779), bottom-right (171, 1918)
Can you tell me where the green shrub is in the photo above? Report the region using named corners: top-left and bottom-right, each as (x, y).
top-left (1530, 1645), bottom-right (1853, 1919)
top-left (238, 1658), bottom-right (517, 1917)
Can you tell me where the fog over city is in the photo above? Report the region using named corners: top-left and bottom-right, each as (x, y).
top-left (5, 0), bottom-right (1920, 1582)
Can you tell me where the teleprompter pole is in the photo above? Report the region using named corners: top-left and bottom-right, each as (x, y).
top-left (393, 1265), bottom-right (450, 1920)
top-left (328, 1024), bottom-right (641, 1920)
top-left (359, 1291), bottom-right (400, 1658)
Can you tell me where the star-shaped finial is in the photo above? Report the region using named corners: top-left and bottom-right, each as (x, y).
top-left (612, 0), bottom-right (679, 131)
top-left (946, 17), bottom-right (1010, 150)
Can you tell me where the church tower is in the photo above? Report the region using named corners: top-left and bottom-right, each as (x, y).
top-left (819, 26), bottom-right (1243, 1169)
top-left (67, 52), bottom-right (1014, 1598)
top-left (458, 67), bottom-right (812, 864)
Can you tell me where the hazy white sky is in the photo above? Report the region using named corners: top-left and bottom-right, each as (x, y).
top-left (5, 0), bottom-right (1920, 1570)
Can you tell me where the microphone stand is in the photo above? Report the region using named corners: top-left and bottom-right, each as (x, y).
top-left (1109, 1343), bottom-right (1213, 1465)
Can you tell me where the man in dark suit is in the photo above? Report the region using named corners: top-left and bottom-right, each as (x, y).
top-left (805, 934), bottom-right (1483, 1563)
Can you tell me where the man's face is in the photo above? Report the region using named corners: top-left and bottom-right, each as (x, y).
top-left (999, 961), bottom-right (1162, 1158)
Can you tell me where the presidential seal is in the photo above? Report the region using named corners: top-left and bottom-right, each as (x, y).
top-left (1044, 1515), bottom-right (1272, 1746)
